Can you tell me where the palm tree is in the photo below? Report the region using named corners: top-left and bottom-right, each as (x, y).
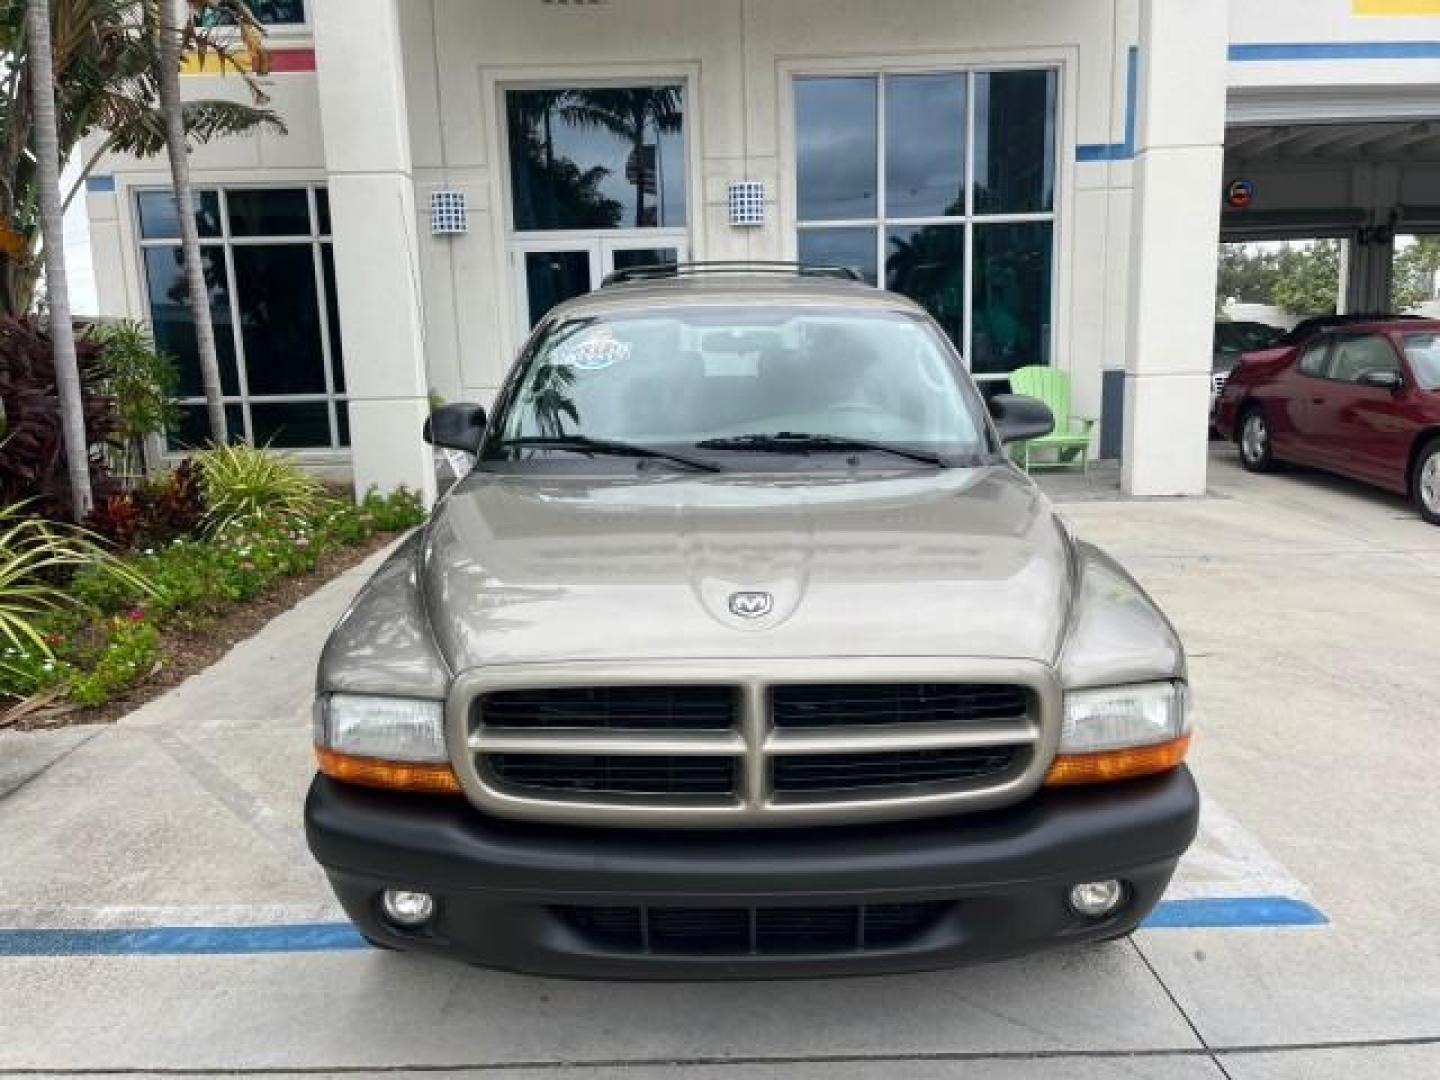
top-left (559, 88), bottom-right (682, 228)
top-left (25, 0), bottom-right (92, 518)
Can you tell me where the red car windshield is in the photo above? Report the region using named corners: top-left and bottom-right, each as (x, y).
top-left (1402, 332), bottom-right (1440, 390)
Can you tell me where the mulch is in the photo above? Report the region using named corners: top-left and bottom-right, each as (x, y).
top-left (3, 530), bottom-right (400, 733)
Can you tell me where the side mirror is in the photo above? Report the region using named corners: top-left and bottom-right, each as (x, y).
top-left (423, 403), bottom-right (487, 453)
top-left (1357, 369), bottom-right (1404, 392)
top-left (988, 393), bottom-right (1055, 445)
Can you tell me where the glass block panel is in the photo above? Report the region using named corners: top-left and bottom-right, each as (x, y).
top-left (885, 222), bottom-right (966, 348)
top-left (798, 227), bottom-right (878, 285)
top-left (972, 221), bottom-right (1053, 375)
top-left (795, 77), bottom-right (877, 222)
top-left (250, 401), bottom-right (333, 448)
top-left (508, 86), bottom-right (687, 231)
top-left (137, 190), bottom-right (221, 240)
top-left (143, 246), bottom-right (239, 397)
top-left (165, 402), bottom-right (245, 451)
top-left (226, 188), bottom-right (311, 237)
top-left (885, 73), bottom-right (966, 219)
top-left (232, 245), bottom-right (327, 394)
top-left (973, 70), bottom-right (1057, 214)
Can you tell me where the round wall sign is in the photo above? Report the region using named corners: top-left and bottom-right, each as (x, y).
top-left (1226, 179), bottom-right (1255, 209)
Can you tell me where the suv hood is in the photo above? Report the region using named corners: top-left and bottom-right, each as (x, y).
top-left (421, 468), bottom-right (1074, 668)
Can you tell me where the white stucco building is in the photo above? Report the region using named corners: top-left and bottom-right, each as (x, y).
top-left (82, 0), bottom-right (1440, 501)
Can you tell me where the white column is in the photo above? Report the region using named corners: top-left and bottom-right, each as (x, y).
top-left (1122, 0), bottom-right (1229, 497)
top-left (311, 0), bottom-right (436, 504)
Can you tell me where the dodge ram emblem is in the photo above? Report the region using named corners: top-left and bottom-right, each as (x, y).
top-left (728, 590), bottom-right (774, 619)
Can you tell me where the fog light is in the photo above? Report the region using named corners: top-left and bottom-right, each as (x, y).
top-left (381, 889), bottom-right (435, 927)
top-left (1069, 880), bottom-right (1124, 918)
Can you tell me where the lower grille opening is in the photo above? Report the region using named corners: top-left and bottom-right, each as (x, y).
top-left (772, 747), bottom-right (1020, 793)
top-left (486, 754), bottom-right (736, 797)
top-left (557, 902), bottom-right (950, 956)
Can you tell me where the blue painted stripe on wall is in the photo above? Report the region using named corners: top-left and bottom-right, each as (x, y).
top-left (1230, 41), bottom-right (1440, 61)
top-left (85, 176), bottom-right (116, 193)
top-left (0, 897), bottom-right (1328, 956)
top-left (1076, 45), bottom-right (1139, 163)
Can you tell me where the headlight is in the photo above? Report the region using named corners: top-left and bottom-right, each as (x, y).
top-left (1059, 682), bottom-right (1190, 754)
top-left (315, 694), bottom-right (447, 763)
top-left (1046, 682), bottom-right (1192, 787)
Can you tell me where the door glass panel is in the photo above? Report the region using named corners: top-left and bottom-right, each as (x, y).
top-left (798, 227), bottom-right (877, 284)
top-left (232, 245), bottom-right (327, 394)
top-left (138, 190), bottom-right (222, 240)
top-left (1329, 334), bottom-right (1400, 383)
top-left (611, 248), bottom-right (679, 274)
top-left (525, 250), bottom-right (593, 328)
top-left (227, 188), bottom-right (312, 237)
top-left (507, 86), bottom-right (687, 231)
top-left (143, 246), bottom-right (239, 396)
top-left (795, 77), bottom-right (877, 222)
top-left (973, 70), bottom-right (1056, 214)
top-left (886, 223), bottom-right (965, 347)
top-left (885, 74), bottom-right (966, 219)
top-left (1298, 339), bottom-right (1331, 378)
top-left (972, 221), bottom-right (1053, 375)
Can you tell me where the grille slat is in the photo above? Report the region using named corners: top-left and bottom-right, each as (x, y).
top-left (480, 687), bottom-right (737, 731)
top-left (487, 754), bottom-right (736, 796)
top-left (772, 684), bottom-right (1029, 728)
top-left (558, 903), bottom-right (949, 956)
top-left (773, 748), bottom-right (1018, 792)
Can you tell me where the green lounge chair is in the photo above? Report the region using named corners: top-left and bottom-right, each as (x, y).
top-left (1008, 366), bottom-right (1096, 473)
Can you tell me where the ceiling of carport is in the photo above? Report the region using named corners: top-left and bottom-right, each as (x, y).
top-left (1226, 120), bottom-right (1440, 165)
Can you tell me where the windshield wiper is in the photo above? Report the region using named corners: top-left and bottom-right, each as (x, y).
top-left (694, 432), bottom-right (948, 467)
top-left (499, 435), bottom-right (722, 473)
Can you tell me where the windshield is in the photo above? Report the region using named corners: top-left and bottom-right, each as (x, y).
top-left (1403, 331), bottom-right (1440, 390)
top-left (486, 306), bottom-right (990, 467)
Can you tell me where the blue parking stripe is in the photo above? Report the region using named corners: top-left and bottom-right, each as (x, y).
top-left (1144, 896), bottom-right (1328, 928)
top-left (0, 897), bottom-right (1327, 957)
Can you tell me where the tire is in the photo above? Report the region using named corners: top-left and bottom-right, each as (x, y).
top-left (1237, 405), bottom-right (1277, 473)
top-left (1412, 438), bottom-right (1440, 526)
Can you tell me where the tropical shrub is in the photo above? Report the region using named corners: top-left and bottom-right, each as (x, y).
top-left (0, 319), bottom-right (117, 518)
top-left (87, 459), bottom-right (205, 549)
top-left (89, 321), bottom-right (180, 481)
top-left (66, 614), bottom-right (161, 708)
top-left (193, 443), bottom-right (323, 532)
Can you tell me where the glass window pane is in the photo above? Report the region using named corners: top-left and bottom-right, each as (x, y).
top-left (336, 400), bottom-right (350, 447)
top-left (143, 246), bottom-right (239, 397)
top-left (795, 77), bottom-right (877, 222)
top-left (507, 86), bottom-right (687, 231)
top-left (611, 248), bottom-right (679, 274)
top-left (227, 189), bottom-right (311, 237)
top-left (250, 402), bottom-right (333, 448)
top-left (166, 402), bottom-right (245, 451)
top-left (885, 223), bottom-right (965, 347)
top-left (232, 245), bottom-right (327, 394)
top-left (525, 250), bottom-right (593, 328)
top-left (885, 74), bottom-right (966, 219)
top-left (972, 221), bottom-right (1053, 375)
top-left (798, 227), bottom-right (877, 285)
top-left (973, 70), bottom-right (1057, 214)
top-left (315, 188), bottom-right (331, 235)
top-left (137, 190), bottom-right (221, 240)
top-left (198, 0), bottom-right (304, 26)
top-left (321, 244), bottom-right (344, 392)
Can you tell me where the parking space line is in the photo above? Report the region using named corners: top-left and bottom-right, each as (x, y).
top-left (0, 896), bottom-right (1328, 957)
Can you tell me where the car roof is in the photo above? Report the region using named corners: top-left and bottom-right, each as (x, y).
top-left (1279, 313), bottom-right (1436, 344)
top-left (544, 273), bottom-right (927, 322)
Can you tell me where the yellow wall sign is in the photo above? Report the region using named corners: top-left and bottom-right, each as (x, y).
top-left (1354, 0), bottom-right (1440, 14)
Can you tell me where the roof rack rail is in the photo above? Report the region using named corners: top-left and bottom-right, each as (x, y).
top-left (600, 260), bottom-right (869, 288)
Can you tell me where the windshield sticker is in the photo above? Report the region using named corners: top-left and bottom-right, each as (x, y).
top-left (555, 328), bottom-right (630, 371)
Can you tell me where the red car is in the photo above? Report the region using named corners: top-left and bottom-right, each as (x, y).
top-left (1214, 318), bottom-right (1440, 524)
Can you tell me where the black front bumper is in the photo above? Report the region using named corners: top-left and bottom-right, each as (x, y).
top-left (305, 767), bottom-right (1199, 979)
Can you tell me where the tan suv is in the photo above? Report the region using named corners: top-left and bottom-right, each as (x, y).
top-left (305, 263), bottom-right (1198, 977)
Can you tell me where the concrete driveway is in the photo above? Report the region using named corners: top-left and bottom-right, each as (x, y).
top-left (2, 446), bottom-right (1438, 1078)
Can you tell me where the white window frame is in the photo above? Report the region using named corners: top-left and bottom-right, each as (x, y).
top-left (781, 55), bottom-right (1072, 383)
top-left (133, 183), bottom-right (347, 452)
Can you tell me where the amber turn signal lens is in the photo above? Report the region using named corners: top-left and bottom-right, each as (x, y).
top-left (1043, 733), bottom-right (1191, 787)
top-left (315, 746), bottom-right (463, 795)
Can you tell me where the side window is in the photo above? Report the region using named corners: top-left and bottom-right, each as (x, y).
top-left (1298, 339), bottom-right (1331, 378)
top-left (1329, 333), bottom-right (1401, 384)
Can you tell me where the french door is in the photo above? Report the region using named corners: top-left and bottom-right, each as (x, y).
top-left (511, 234), bottom-right (689, 333)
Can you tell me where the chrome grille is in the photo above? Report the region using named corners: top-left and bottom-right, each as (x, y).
top-left (1211, 371), bottom-right (1230, 404)
top-left (449, 660), bottom-right (1059, 827)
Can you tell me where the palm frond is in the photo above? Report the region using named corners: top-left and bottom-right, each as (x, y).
top-left (106, 98), bottom-right (286, 157)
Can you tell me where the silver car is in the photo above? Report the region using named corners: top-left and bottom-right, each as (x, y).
top-left (305, 264), bottom-right (1197, 977)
